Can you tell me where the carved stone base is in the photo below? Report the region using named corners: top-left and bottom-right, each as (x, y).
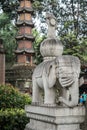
top-left (25, 105), bottom-right (85, 130)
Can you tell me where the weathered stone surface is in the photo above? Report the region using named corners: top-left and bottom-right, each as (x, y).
top-left (40, 38), bottom-right (63, 60)
top-left (32, 55), bottom-right (80, 107)
top-left (25, 105), bottom-right (85, 130)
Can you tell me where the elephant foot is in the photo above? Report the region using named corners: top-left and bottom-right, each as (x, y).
top-left (58, 97), bottom-right (68, 107)
top-left (59, 97), bottom-right (63, 102)
top-left (32, 102), bottom-right (41, 106)
top-left (43, 103), bottom-right (57, 107)
top-left (32, 102), bottom-right (57, 107)
top-left (59, 96), bottom-right (76, 107)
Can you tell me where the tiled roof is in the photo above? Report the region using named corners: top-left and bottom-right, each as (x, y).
top-left (16, 20), bottom-right (34, 27)
top-left (16, 34), bottom-right (35, 41)
top-left (17, 7), bottom-right (33, 13)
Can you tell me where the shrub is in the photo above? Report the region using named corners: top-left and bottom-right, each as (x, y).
top-left (0, 108), bottom-right (29, 130)
top-left (0, 84), bottom-right (31, 109)
top-left (0, 84), bottom-right (31, 130)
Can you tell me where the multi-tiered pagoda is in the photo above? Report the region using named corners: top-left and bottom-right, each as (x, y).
top-left (6, 0), bottom-right (35, 93)
top-left (15, 0), bottom-right (34, 66)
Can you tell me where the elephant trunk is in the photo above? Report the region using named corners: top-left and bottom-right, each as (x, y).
top-left (47, 62), bottom-right (57, 88)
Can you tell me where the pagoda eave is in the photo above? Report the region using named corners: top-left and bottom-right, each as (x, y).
top-left (17, 7), bottom-right (33, 14)
top-left (16, 20), bottom-right (34, 27)
top-left (16, 34), bottom-right (35, 41)
top-left (15, 49), bottom-right (35, 54)
top-left (12, 63), bottom-right (36, 70)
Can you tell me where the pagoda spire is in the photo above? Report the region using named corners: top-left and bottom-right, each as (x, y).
top-left (15, 0), bottom-right (34, 66)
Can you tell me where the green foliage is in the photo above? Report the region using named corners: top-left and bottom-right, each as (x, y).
top-left (0, 84), bottom-right (31, 130)
top-left (0, 0), bottom-right (19, 20)
top-left (0, 108), bottom-right (29, 130)
top-left (0, 12), bottom-right (17, 66)
top-left (61, 33), bottom-right (79, 54)
top-left (33, 29), bottom-right (45, 64)
top-left (61, 33), bottom-right (87, 63)
top-left (0, 84), bottom-right (31, 110)
top-left (0, 13), bottom-right (10, 28)
top-left (33, 1), bottom-right (43, 11)
top-left (78, 38), bottom-right (87, 63)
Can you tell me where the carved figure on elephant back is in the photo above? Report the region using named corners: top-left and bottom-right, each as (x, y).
top-left (32, 55), bottom-right (80, 107)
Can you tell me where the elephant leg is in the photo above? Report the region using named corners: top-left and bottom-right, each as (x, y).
top-left (32, 79), bottom-right (42, 103)
top-left (60, 88), bottom-right (69, 106)
top-left (62, 88), bottom-right (69, 100)
top-left (69, 80), bottom-right (79, 106)
top-left (44, 86), bottom-right (55, 104)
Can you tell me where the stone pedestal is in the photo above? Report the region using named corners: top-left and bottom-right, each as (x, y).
top-left (25, 105), bottom-right (85, 130)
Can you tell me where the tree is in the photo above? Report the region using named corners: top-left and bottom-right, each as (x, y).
top-left (33, 0), bottom-right (87, 38)
top-left (0, 12), bottom-right (17, 67)
top-left (61, 33), bottom-right (87, 63)
top-left (0, 0), bottom-right (87, 64)
top-left (0, 0), bottom-right (19, 20)
top-left (33, 29), bottom-right (45, 64)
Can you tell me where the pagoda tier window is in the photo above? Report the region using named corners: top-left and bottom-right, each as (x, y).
top-left (26, 56), bottom-right (31, 63)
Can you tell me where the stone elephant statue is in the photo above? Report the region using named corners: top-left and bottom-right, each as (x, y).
top-left (32, 55), bottom-right (80, 107)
